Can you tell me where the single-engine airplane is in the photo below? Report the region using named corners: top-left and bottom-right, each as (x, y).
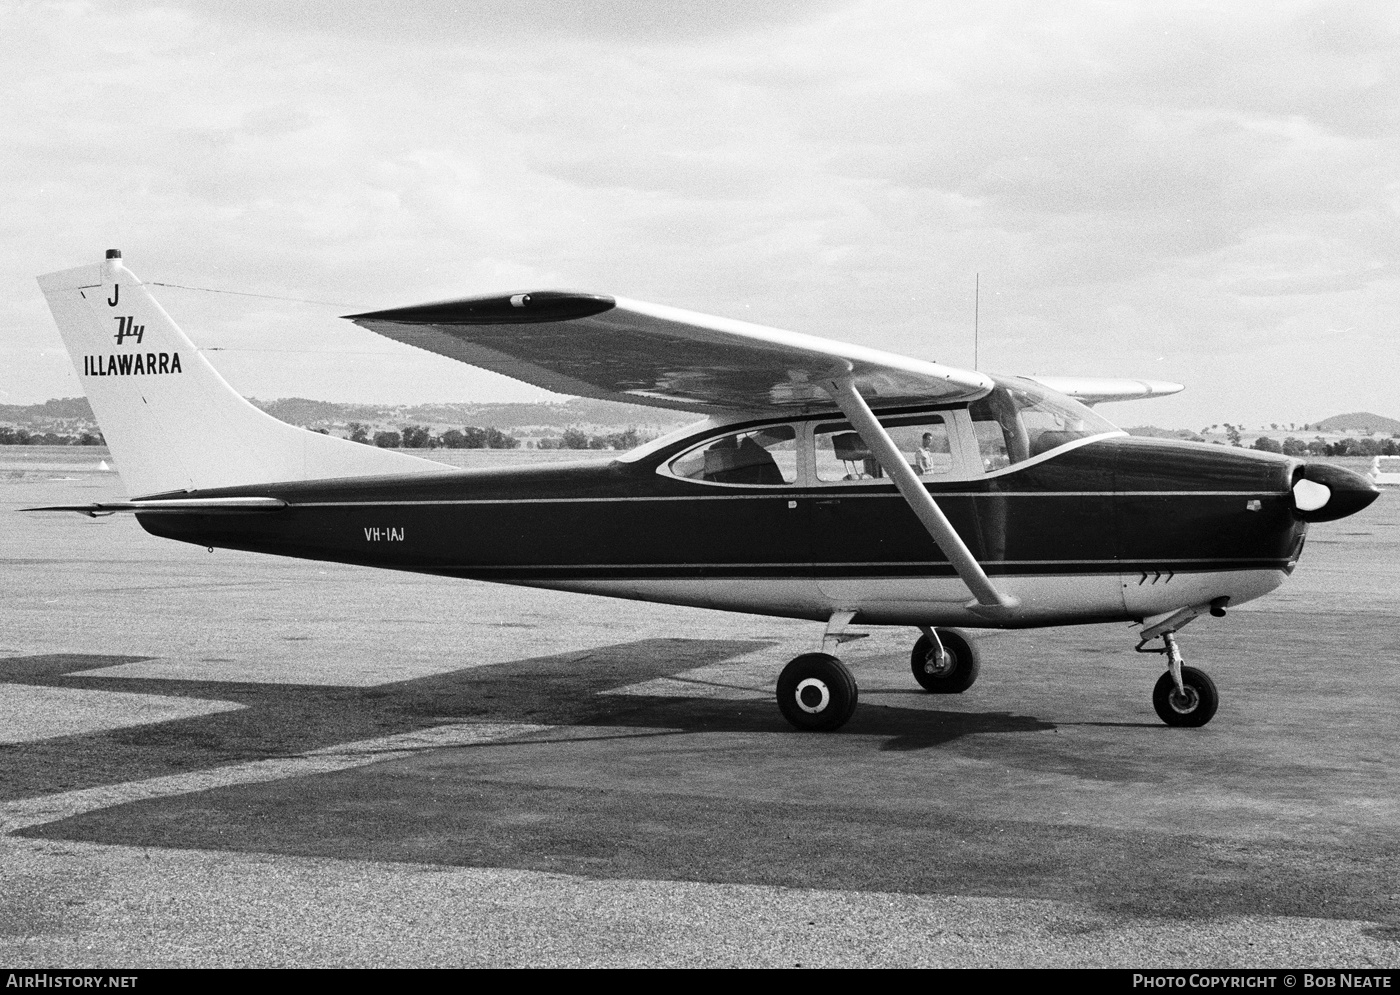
top-left (32, 251), bottom-right (1378, 730)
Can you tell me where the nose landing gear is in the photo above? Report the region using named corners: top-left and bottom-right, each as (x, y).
top-left (1147, 632), bottom-right (1219, 727)
top-left (1136, 604), bottom-right (1225, 727)
top-left (1152, 664), bottom-right (1219, 727)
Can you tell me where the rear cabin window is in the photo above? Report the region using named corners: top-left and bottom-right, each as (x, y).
top-left (814, 415), bottom-right (956, 483)
top-left (669, 426), bottom-right (798, 485)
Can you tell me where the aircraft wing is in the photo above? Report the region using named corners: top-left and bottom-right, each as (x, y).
top-left (1023, 376), bottom-right (1184, 406)
top-left (346, 293), bottom-right (993, 414)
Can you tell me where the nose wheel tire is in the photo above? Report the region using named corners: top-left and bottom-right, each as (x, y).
top-left (1152, 666), bottom-right (1219, 727)
top-left (910, 629), bottom-right (980, 693)
top-left (777, 653), bottom-right (858, 731)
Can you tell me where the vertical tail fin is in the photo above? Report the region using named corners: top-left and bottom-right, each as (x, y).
top-left (37, 251), bottom-right (449, 497)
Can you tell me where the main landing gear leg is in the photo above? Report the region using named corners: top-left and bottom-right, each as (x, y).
top-left (776, 612), bottom-right (863, 732)
top-left (1136, 610), bottom-right (1222, 727)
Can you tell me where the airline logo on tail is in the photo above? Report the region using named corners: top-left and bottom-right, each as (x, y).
top-left (113, 315), bottom-right (144, 344)
top-left (87, 289), bottom-right (182, 376)
top-left (83, 352), bottom-right (183, 377)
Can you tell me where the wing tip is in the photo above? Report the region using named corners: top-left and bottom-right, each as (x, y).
top-left (1026, 376), bottom-right (1186, 403)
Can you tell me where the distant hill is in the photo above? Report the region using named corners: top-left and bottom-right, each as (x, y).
top-left (0, 397), bottom-right (94, 424)
top-left (0, 396), bottom-right (692, 435)
top-left (247, 397), bottom-right (693, 433)
top-left (1309, 412), bottom-right (1400, 435)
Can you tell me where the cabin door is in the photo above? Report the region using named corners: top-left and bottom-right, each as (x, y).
top-left (810, 412), bottom-right (980, 605)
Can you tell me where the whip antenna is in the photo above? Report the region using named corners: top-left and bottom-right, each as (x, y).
top-left (974, 273), bottom-right (979, 370)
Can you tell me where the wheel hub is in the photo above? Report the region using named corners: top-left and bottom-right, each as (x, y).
top-left (923, 649), bottom-right (955, 678)
top-left (1167, 686), bottom-right (1199, 714)
top-left (795, 677), bottom-right (831, 714)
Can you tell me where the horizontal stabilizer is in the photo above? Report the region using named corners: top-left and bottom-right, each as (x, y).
top-left (347, 292), bottom-right (994, 414)
top-left (1023, 377), bottom-right (1184, 406)
top-left (24, 497), bottom-right (288, 517)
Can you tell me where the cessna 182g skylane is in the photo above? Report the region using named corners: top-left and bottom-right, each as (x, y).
top-left (34, 251), bottom-right (1378, 730)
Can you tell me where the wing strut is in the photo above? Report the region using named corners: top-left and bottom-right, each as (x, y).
top-left (825, 377), bottom-right (1018, 612)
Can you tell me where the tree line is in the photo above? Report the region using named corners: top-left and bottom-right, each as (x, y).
top-left (346, 422), bottom-right (521, 449)
top-left (0, 421), bottom-right (652, 450)
top-left (344, 423), bottom-right (650, 451)
top-left (1251, 435), bottom-right (1400, 457)
top-left (537, 427), bottom-right (647, 450)
top-left (0, 427), bottom-right (104, 446)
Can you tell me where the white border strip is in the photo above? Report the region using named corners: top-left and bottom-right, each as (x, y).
top-left (1, 721), bottom-right (546, 834)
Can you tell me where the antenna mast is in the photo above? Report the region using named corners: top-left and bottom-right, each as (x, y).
top-left (974, 272), bottom-right (979, 370)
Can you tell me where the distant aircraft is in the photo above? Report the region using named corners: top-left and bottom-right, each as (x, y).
top-left (32, 251), bottom-right (1378, 730)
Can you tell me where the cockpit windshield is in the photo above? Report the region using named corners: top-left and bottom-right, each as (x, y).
top-left (968, 376), bottom-right (1118, 471)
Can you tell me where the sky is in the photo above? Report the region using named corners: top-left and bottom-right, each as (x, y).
top-left (3, 0), bottom-right (1398, 430)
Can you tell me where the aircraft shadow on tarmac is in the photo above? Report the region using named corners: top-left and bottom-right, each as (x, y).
top-left (10, 644), bottom-right (1400, 934)
top-left (0, 638), bottom-right (1053, 800)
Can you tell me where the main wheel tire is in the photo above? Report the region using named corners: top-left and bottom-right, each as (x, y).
top-left (1152, 666), bottom-right (1219, 727)
top-left (777, 653), bottom-right (858, 731)
top-left (910, 629), bottom-right (980, 693)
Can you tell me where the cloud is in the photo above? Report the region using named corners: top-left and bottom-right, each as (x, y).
top-left (3, 0), bottom-right (1399, 426)
top-left (152, 0), bottom-right (847, 42)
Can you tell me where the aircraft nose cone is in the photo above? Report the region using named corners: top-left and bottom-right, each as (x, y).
top-left (1292, 463), bottom-right (1380, 522)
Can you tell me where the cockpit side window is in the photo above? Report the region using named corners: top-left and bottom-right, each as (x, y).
top-left (668, 425), bottom-right (798, 486)
top-left (814, 414), bottom-right (957, 483)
